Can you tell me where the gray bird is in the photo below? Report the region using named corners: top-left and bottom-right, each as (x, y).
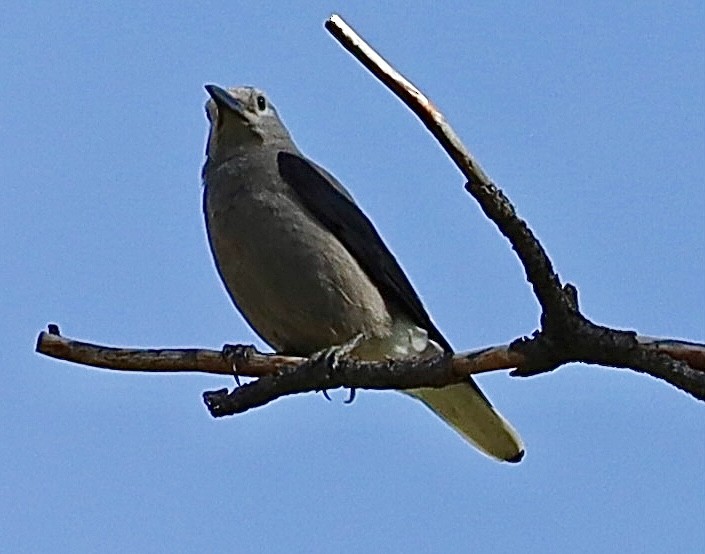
top-left (202, 84), bottom-right (524, 463)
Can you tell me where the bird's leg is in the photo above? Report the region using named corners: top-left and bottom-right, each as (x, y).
top-left (222, 343), bottom-right (260, 386)
top-left (309, 334), bottom-right (364, 402)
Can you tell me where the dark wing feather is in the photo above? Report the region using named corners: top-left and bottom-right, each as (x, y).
top-left (278, 151), bottom-right (453, 353)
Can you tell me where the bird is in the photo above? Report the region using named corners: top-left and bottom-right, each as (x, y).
top-left (201, 84), bottom-right (524, 462)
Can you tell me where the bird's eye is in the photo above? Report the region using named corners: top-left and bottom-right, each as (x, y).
top-left (256, 95), bottom-right (266, 111)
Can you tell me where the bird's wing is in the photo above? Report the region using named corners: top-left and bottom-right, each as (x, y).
top-left (278, 153), bottom-right (526, 462)
top-left (277, 151), bottom-right (452, 353)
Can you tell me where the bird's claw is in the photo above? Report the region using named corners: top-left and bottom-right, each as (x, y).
top-left (222, 343), bottom-right (259, 387)
top-left (344, 388), bottom-right (356, 404)
top-left (309, 334), bottom-right (364, 404)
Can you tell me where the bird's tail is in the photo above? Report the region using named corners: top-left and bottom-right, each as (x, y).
top-left (407, 382), bottom-right (524, 463)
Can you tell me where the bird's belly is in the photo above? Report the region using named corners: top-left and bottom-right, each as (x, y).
top-left (205, 189), bottom-right (392, 355)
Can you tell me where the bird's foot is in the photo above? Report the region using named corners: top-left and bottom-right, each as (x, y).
top-left (310, 334), bottom-right (364, 403)
top-left (222, 343), bottom-right (260, 386)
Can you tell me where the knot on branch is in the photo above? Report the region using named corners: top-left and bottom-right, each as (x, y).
top-left (510, 333), bottom-right (566, 377)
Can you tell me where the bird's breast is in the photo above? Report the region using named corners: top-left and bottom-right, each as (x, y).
top-left (204, 164), bottom-right (392, 355)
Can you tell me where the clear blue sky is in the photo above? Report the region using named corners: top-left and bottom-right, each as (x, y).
top-left (2, 2), bottom-right (703, 552)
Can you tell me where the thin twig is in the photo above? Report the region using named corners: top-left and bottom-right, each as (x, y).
top-left (35, 329), bottom-right (300, 378)
top-left (325, 14), bottom-right (569, 317)
top-left (35, 326), bottom-right (521, 381)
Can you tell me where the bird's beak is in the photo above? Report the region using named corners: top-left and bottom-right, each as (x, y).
top-left (205, 84), bottom-right (245, 117)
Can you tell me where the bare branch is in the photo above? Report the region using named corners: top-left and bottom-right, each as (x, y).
top-left (325, 14), bottom-right (570, 319)
top-left (323, 14), bottom-right (705, 401)
top-left (35, 327), bottom-right (302, 378)
top-left (204, 353), bottom-right (460, 416)
top-left (638, 337), bottom-right (705, 370)
top-left (35, 325), bottom-right (705, 415)
top-left (36, 326), bottom-right (520, 379)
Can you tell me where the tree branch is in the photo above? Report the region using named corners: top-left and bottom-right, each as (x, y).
top-left (36, 325), bottom-right (520, 382)
top-left (324, 15), bottom-right (569, 318)
top-left (35, 325), bottom-right (705, 415)
top-left (322, 13), bottom-right (705, 400)
top-left (35, 326), bottom-right (292, 377)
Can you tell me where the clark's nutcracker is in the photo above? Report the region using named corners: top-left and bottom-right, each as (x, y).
top-left (202, 85), bottom-right (524, 463)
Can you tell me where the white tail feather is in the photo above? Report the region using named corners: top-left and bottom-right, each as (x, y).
top-left (407, 384), bottom-right (524, 462)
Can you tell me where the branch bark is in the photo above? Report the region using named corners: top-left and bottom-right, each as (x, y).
top-left (324, 15), bottom-right (569, 319)
top-left (36, 326), bottom-right (520, 380)
top-left (36, 325), bottom-right (705, 415)
top-left (34, 14), bottom-right (705, 416)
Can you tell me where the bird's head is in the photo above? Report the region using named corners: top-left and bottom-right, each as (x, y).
top-left (204, 85), bottom-right (290, 162)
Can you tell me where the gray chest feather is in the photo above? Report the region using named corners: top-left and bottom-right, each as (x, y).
top-left (203, 161), bottom-right (392, 355)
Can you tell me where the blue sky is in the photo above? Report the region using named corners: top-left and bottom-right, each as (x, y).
top-left (2, 1), bottom-right (703, 552)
